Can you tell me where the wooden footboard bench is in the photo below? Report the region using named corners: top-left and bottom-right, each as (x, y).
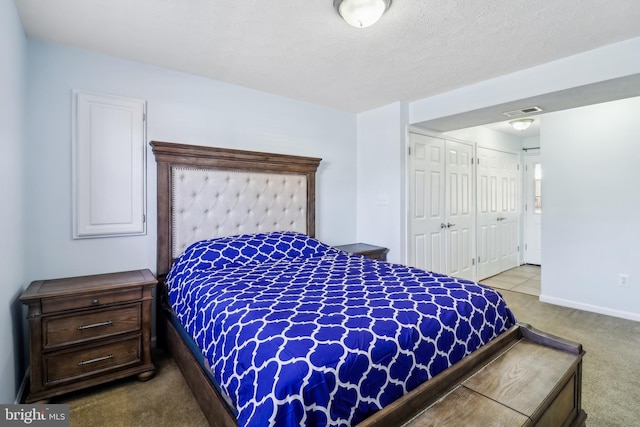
top-left (166, 316), bottom-right (586, 426)
top-left (360, 323), bottom-right (587, 427)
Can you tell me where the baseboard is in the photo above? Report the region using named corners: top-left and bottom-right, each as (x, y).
top-left (15, 367), bottom-right (29, 404)
top-left (539, 294), bottom-right (640, 322)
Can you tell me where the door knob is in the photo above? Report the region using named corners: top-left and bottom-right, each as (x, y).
top-left (440, 223), bottom-right (447, 229)
top-left (447, 223), bottom-right (455, 228)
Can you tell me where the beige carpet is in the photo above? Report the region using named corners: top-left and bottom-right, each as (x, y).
top-left (57, 350), bottom-right (209, 427)
top-left (59, 291), bottom-right (639, 426)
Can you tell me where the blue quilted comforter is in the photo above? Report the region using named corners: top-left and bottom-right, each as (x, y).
top-left (166, 232), bottom-right (515, 427)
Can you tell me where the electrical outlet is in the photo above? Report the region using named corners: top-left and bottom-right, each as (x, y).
top-left (376, 194), bottom-right (389, 206)
top-left (618, 274), bottom-right (630, 288)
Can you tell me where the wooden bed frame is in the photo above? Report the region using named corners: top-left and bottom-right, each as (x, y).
top-left (151, 141), bottom-right (587, 427)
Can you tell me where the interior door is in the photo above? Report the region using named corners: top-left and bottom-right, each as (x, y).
top-left (498, 152), bottom-right (519, 271)
top-left (408, 133), bottom-right (474, 280)
top-left (476, 148), bottom-right (519, 280)
top-left (445, 140), bottom-right (474, 279)
top-left (408, 133), bottom-right (446, 273)
top-left (524, 154), bottom-right (542, 265)
top-left (476, 148), bottom-right (499, 279)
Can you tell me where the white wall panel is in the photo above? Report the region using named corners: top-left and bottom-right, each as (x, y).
top-left (73, 91), bottom-right (146, 238)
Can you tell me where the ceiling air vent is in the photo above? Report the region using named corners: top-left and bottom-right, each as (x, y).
top-left (502, 106), bottom-right (543, 118)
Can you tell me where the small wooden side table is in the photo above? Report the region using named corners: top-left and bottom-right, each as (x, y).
top-left (21, 269), bottom-right (156, 403)
top-left (334, 243), bottom-right (389, 261)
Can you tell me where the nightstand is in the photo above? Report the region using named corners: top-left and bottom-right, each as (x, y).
top-left (334, 243), bottom-right (389, 261)
top-left (20, 269), bottom-right (157, 403)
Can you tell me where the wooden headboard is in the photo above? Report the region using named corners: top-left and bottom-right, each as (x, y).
top-left (150, 141), bottom-right (322, 277)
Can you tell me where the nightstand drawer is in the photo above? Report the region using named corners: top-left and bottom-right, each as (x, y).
top-left (43, 304), bottom-right (141, 350)
top-left (45, 336), bottom-right (142, 385)
top-left (42, 288), bottom-right (142, 314)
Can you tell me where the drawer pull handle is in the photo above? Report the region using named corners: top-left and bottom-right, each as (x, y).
top-left (92, 299), bottom-right (99, 305)
top-left (77, 320), bottom-right (113, 330)
top-left (78, 354), bottom-right (113, 366)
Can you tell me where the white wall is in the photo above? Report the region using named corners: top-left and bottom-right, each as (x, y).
top-left (541, 97), bottom-right (640, 321)
top-left (356, 102), bottom-right (409, 263)
top-left (25, 41), bottom-right (358, 282)
top-left (1, 0), bottom-right (28, 403)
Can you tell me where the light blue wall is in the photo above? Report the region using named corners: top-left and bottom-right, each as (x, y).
top-left (25, 41), bottom-right (358, 282)
top-left (541, 97), bottom-right (640, 321)
top-left (356, 102), bottom-right (409, 263)
top-left (1, 0), bottom-right (28, 403)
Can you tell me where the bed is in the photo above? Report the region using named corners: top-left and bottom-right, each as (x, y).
top-left (151, 141), bottom-right (587, 427)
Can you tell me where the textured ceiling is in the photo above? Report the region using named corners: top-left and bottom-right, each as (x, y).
top-left (15, 0), bottom-right (640, 114)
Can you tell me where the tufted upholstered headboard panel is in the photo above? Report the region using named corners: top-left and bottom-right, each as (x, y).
top-left (151, 141), bottom-right (322, 277)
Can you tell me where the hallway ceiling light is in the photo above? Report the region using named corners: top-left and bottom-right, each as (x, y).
top-left (509, 118), bottom-right (534, 131)
top-left (334, 0), bottom-right (391, 28)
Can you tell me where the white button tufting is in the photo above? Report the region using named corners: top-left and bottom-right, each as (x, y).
top-left (171, 168), bottom-right (307, 257)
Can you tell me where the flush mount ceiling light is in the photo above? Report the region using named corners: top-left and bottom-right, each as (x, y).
top-left (334, 0), bottom-right (392, 28)
top-left (509, 118), bottom-right (534, 131)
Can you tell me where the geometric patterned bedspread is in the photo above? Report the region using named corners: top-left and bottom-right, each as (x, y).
top-left (166, 232), bottom-right (516, 427)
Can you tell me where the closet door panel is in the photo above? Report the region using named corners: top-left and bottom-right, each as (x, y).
top-left (446, 140), bottom-right (474, 280)
top-left (409, 133), bottom-right (476, 280)
top-left (477, 147), bottom-right (519, 280)
top-left (409, 134), bottom-right (445, 273)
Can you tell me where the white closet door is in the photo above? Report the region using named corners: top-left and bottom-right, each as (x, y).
top-left (408, 133), bottom-right (446, 273)
top-left (477, 147), bottom-right (519, 280)
top-left (477, 148), bottom-right (499, 279)
top-left (445, 141), bottom-right (474, 280)
top-left (498, 152), bottom-right (519, 271)
top-left (408, 133), bottom-right (474, 280)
